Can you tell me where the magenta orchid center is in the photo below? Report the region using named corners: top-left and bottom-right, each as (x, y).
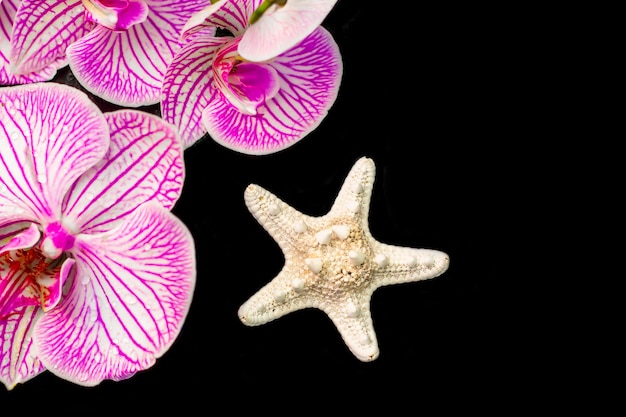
top-left (0, 224), bottom-right (73, 320)
top-left (82, 0), bottom-right (149, 31)
top-left (40, 222), bottom-right (76, 260)
top-left (213, 37), bottom-right (281, 116)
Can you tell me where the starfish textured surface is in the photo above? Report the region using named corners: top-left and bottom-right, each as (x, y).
top-left (239, 157), bottom-right (450, 361)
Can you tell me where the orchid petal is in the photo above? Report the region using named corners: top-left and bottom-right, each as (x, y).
top-left (41, 257), bottom-right (75, 312)
top-left (0, 222), bottom-right (35, 244)
top-left (0, 83), bottom-right (110, 224)
top-left (0, 223), bottom-right (40, 254)
top-left (10, 0), bottom-right (92, 75)
top-left (239, 0), bottom-right (337, 62)
top-left (34, 202), bottom-right (195, 387)
top-left (203, 26), bottom-right (342, 155)
top-left (180, 1), bottom-right (225, 40)
top-left (67, 0), bottom-right (207, 106)
top-left (63, 110), bottom-right (184, 235)
top-left (0, 0), bottom-right (58, 85)
top-left (0, 306), bottom-right (45, 390)
top-left (180, 0), bottom-right (252, 40)
top-left (161, 34), bottom-right (227, 148)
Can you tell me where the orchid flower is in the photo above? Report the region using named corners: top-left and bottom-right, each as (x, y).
top-left (0, 82), bottom-right (195, 390)
top-left (1, 0), bottom-right (66, 85)
top-left (9, 0), bottom-right (207, 106)
top-left (161, 0), bottom-right (342, 154)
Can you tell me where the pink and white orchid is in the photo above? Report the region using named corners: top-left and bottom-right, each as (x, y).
top-left (1, 0), bottom-right (65, 85)
top-left (0, 82), bottom-right (195, 390)
top-left (161, 0), bottom-right (342, 154)
top-left (8, 0), bottom-right (206, 106)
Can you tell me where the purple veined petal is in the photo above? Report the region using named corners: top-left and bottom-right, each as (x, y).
top-left (34, 201), bottom-right (195, 387)
top-left (161, 33), bottom-right (228, 149)
top-left (0, 0), bottom-right (58, 85)
top-left (182, 0), bottom-right (255, 41)
top-left (148, 0), bottom-right (209, 35)
top-left (0, 83), bottom-right (110, 224)
top-left (40, 257), bottom-right (75, 312)
top-left (0, 223), bottom-right (40, 254)
top-left (239, 0), bottom-right (338, 62)
top-left (67, 0), bottom-right (208, 106)
top-left (203, 26), bottom-right (343, 155)
top-left (66, 26), bottom-right (163, 107)
top-left (83, 0), bottom-right (149, 31)
top-left (180, 1), bottom-right (226, 40)
top-left (62, 110), bottom-right (184, 235)
top-left (0, 306), bottom-right (46, 390)
top-left (10, 0), bottom-right (92, 75)
top-left (0, 221), bottom-right (35, 243)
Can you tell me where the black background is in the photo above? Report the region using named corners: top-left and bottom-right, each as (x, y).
top-left (2, 0), bottom-right (562, 411)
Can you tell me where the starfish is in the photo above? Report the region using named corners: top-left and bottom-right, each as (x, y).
top-left (238, 156), bottom-right (450, 361)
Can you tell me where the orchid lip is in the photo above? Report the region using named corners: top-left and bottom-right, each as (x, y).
top-left (213, 37), bottom-right (280, 116)
top-left (0, 226), bottom-right (69, 318)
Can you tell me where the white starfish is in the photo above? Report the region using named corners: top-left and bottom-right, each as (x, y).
top-left (238, 156), bottom-right (450, 361)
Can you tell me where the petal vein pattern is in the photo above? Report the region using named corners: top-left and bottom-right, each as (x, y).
top-left (203, 26), bottom-right (342, 155)
top-left (62, 110), bottom-right (184, 235)
top-left (161, 35), bottom-right (226, 148)
top-left (33, 202), bottom-right (195, 386)
top-left (67, 0), bottom-right (207, 106)
top-left (9, 0), bottom-right (90, 75)
top-left (1, 0), bottom-right (57, 84)
top-left (0, 306), bottom-right (45, 390)
top-left (0, 83), bottom-right (109, 224)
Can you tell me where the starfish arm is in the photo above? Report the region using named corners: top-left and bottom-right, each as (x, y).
top-left (244, 184), bottom-right (323, 255)
top-left (327, 157), bottom-right (376, 225)
top-left (238, 268), bottom-right (317, 326)
top-left (323, 292), bottom-right (379, 362)
top-left (369, 243), bottom-right (450, 288)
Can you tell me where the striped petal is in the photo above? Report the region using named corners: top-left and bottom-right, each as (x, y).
top-left (0, 83), bottom-right (110, 225)
top-left (203, 26), bottom-right (342, 155)
top-left (161, 32), bottom-right (227, 148)
top-left (33, 201), bottom-right (195, 387)
top-left (0, 306), bottom-right (45, 390)
top-left (181, 0), bottom-right (252, 40)
top-left (62, 109), bottom-right (184, 235)
top-left (0, 0), bottom-right (58, 84)
top-left (9, 0), bottom-right (92, 75)
top-left (239, 0), bottom-right (337, 62)
top-left (67, 0), bottom-right (207, 106)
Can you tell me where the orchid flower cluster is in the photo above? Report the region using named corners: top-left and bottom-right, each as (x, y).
top-left (1, 0), bottom-right (340, 390)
